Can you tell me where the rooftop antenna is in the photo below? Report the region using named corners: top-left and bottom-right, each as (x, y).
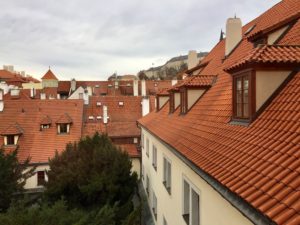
top-left (234, 13), bottom-right (237, 18)
top-left (220, 29), bottom-right (224, 41)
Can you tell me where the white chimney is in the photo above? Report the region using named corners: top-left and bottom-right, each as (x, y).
top-left (57, 93), bottom-right (61, 99)
top-left (103, 105), bottom-right (109, 124)
top-left (3, 65), bottom-right (14, 73)
top-left (71, 78), bottom-right (76, 92)
top-left (142, 97), bottom-right (150, 116)
top-left (20, 71), bottom-right (26, 77)
top-left (133, 80), bottom-right (138, 96)
top-left (40, 93), bottom-right (46, 100)
top-left (83, 90), bottom-right (89, 105)
top-left (225, 17), bottom-right (242, 56)
top-left (30, 88), bottom-right (36, 98)
top-left (172, 79), bottom-right (178, 86)
top-left (188, 50), bottom-right (198, 69)
top-left (141, 80), bottom-right (146, 96)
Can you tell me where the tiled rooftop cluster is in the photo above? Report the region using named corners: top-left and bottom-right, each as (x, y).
top-left (139, 0), bottom-right (300, 224)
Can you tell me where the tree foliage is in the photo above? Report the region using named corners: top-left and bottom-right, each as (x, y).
top-left (0, 147), bottom-right (35, 212)
top-left (45, 133), bottom-right (138, 221)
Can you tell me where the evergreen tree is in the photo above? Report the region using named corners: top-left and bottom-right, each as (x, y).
top-left (0, 147), bottom-right (35, 212)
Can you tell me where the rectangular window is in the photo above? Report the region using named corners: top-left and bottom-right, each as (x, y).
top-left (41, 124), bottom-right (50, 130)
top-left (6, 135), bottom-right (15, 145)
top-left (180, 88), bottom-right (187, 114)
top-left (152, 191), bottom-right (157, 220)
top-left (183, 179), bottom-right (200, 225)
top-left (163, 157), bottom-right (171, 194)
top-left (146, 175), bottom-right (150, 196)
top-left (146, 138), bottom-right (149, 157)
top-left (152, 145), bottom-right (157, 170)
top-left (233, 73), bottom-right (251, 120)
top-left (59, 124), bottom-right (68, 134)
top-left (37, 171), bottom-right (45, 186)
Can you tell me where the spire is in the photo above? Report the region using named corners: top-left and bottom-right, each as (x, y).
top-left (220, 29), bottom-right (224, 41)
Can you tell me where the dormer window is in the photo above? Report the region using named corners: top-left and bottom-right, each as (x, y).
top-left (41, 124), bottom-right (50, 129)
top-left (156, 89), bottom-right (169, 111)
top-left (40, 116), bottom-right (52, 131)
top-left (233, 72), bottom-right (251, 119)
top-left (56, 113), bottom-right (73, 135)
top-left (6, 135), bottom-right (15, 145)
top-left (58, 123), bottom-right (69, 134)
top-left (180, 88), bottom-right (188, 114)
top-left (1, 123), bottom-right (23, 146)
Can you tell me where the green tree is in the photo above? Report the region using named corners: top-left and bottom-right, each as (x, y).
top-left (0, 147), bottom-right (35, 212)
top-left (45, 133), bottom-right (138, 222)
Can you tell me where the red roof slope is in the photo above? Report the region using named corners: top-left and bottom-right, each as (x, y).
top-left (83, 96), bottom-right (143, 138)
top-left (41, 69), bottom-right (58, 80)
top-left (1, 123), bottom-right (24, 135)
top-left (118, 144), bottom-right (140, 158)
top-left (179, 75), bottom-right (217, 88)
top-left (138, 1), bottom-right (300, 224)
top-left (0, 100), bottom-right (84, 163)
top-left (225, 45), bottom-right (300, 72)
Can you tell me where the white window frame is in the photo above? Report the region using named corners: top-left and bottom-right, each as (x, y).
top-left (152, 145), bottom-right (157, 171)
top-left (182, 175), bottom-right (201, 225)
top-left (163, 156), bottom-right (171, 194)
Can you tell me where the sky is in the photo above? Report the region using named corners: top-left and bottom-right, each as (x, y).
top-left (0, 0), bottom-right (281, 80)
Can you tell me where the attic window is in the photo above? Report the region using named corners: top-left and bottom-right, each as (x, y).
top-left (41, 124), bottom-right (50, 129)
top-left (58, 123), bottom-right (70, 134)
top-left (119, 101), bottom-right (124, 106)
top-left (96, 102), bottom-right (102, 106)
top-left (6, 135), bottom-right (15, 145)
top-left (253, 37), bottom-right (267, 47)
top-left (180, 88), bottom-right (188, 114)
top-left (232, 70), bottom-right (254, 121)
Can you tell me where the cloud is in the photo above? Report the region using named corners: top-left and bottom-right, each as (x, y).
top-left (0, 0), bottom-right (280, 80)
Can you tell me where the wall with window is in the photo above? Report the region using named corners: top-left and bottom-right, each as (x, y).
top-left (24, 165), bottom-right (49, 189)
top-left (141, 128), bottom-right (253, 225)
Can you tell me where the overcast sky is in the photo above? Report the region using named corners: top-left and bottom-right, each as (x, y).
top-left (0, 0), bottom-right (280, 80)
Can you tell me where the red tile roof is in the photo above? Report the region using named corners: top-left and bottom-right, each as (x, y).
top-left (58, 81), bottom-right (71, 93)
top-left (41, 69), bottom-right (58, 80)
top-left (56, 113), bottom-right (73, 124)
top-left (225, 45), bottom-right (300, 72)
top-left (0, 99), bottom-right (83, 163)
top-left (138, 1), bottom-right (300, 224)
top-left (40, 116), bottom-right (52, 125)
top-left (156, 88), bottom-right (170, 96)
top-left (117, 144), bottom-right (140, 158)
top-left (1, 123), bottom-right (23, 135)
top-left (83, 96), bottom-right (143, 138)
top-left (178, 75), bottom-right (217, 88)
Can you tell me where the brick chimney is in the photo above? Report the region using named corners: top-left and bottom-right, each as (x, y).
top-left (188, 50), bottom-right (198, 69)
top-left (225, 17), bottom-right (242, 56)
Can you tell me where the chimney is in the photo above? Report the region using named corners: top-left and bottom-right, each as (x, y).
top-left (133, 80), bottom-right (138, 96)
top-left (187, 50), bottom-right (198, 69)
top-left (141, 80), bottom-right (146, 96)
top-left (225, 17), bottom-right (242, 56)
top-left (172, 79), bottom-right (178, 86)
top-left (40, 93), bottom-right (46, 100)
top-left (83, 89), bottom-right (89, 105)
top-left (71, 78), bottom-right (76, 92)
top-left (0, 90), bottom-right (3, 112)
top-left (103, 105), bottom-right (109, 124)
top-left (3, 65), bottom-right (14, 73)
top-left (142, 97), bottom-right (150, 116)
top-left (30, 88), bottom-right (36, 98)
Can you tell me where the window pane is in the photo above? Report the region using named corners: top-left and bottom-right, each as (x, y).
top-left (191, 189), bottom-right (199, 225)
top-left (236, 90), bottom-right (242, 103)
top-left (236, 78), bottom-right (242, 90)
top-left (243, 76), bottom-right (249, 90)
top-left (244, 103), bottom-right (249, 117)
top-left (236, 103), bottom-right (242, 117)
top-left (167, 162), bottom-right (171, 188)
top-left (183, 180), bottom-right (190, 215)
top-left (243, 89), bottom-right (248, 103)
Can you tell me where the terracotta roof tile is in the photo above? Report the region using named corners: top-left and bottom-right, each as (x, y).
top-left (56, 113), bottom-right (73, 124)
top-left (138, 1), bottom-right (300, 224)
top-left (178, 75), bottom-right (217, 88)
top-left (225, 45), bottom-right (300, 72)
top-left (40, 116), bottom-right (52, 125)
top-left (1, 123), bottom-right (23, 135)
top-left (117, 144), bottom-right (140, 158)
top-left (41, 69), bottom-right (58, 80)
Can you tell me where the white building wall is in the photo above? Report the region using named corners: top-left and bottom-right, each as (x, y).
top-left (141, 128), bottom-right (253, 225)
top-left (24, 165), bottom-right (50, 189)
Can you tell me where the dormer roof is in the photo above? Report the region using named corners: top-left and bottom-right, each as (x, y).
top-left (178, 75), bottom-right (217, 88)
top-left (225, 45), bottom-right (300, 72)
top-left (56, 113), bottom-right (73, 124)
top-left (1, 123), bottom-right (23, 135)
top-left (40, 115), bottom-right (52, 125)
top-left (156, 88), bottom-right (170, 96)
top-left (41, 69), bottom-right (58, 80)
